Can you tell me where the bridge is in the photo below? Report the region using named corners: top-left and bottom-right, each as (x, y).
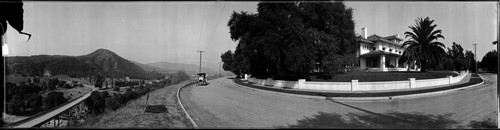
top-left (6, 84), bottom-right (97, 128)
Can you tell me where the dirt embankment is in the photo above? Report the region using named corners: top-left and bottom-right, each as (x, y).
top-left (77, 80), bottom-right (195, 128)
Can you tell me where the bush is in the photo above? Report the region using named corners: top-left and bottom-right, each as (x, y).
top-left (43, 91), bottom-right (67, 109)
top-left (113, 86), bottom-right (120, 91)
top-left (105, 95), bottom-right (121, 111)
top-left (468, 118), bottom-right (497, 129)
top-left (85, 91), bottom-right (106, 114)
top-left (57, 81), bottom-right (66, 87)
top-left (63, 83), bottom-right (72, 89)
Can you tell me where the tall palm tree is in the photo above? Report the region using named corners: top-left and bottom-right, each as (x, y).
top-left (400, 17), bottom-right (446, 72)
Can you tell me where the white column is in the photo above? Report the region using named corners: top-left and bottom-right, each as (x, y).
top-left (395, 57), bottom-right (399, 69)
top-left (351, 80), bottom-right (358, 91)
top-left (298, 79), bottom-right (306, 89)
top-left (380, 55), bottom-right (386, 71)
top-left (409, 78), bottom-right (415, 88)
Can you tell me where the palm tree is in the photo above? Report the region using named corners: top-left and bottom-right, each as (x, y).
top-left (400, 17), bottom-right (446, 72)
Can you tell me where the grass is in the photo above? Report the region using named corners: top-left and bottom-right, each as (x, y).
top-left (309, 71), bottom-right (459, 82)
top-left (75, 80), bottom-right (194, 128)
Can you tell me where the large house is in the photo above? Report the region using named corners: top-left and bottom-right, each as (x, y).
top-left (356, 27), bottom-right (418, 71)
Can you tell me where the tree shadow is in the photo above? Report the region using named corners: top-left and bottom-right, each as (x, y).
top-left (280, 111), bottom-right (461, 129)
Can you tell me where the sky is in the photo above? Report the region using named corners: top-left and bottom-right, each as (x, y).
top-left (4, 1), bottom-right (498, 71)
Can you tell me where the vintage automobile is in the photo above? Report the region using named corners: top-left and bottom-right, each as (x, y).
top-left (196, 73), bottom-right (208, 86)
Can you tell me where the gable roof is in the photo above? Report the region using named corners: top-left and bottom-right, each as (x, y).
top-left (383, 35), bottom-right (404, 41)
top-left (367, 34), bottom-right (402, 47)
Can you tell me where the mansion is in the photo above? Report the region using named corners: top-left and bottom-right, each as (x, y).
top-left (356, 27), bottom-right (418, 71)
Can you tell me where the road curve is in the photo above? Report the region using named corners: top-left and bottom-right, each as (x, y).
top-left (180, 74), bottom-right (497, 128)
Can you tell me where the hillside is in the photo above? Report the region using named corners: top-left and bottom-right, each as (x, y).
top-left (147, 62), bottom-right (218, 76)
top-left (5, 49), bottom-right (163, 79)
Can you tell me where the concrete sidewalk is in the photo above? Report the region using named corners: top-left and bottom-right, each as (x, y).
top-left (234, 73), bottom-right (483, 98)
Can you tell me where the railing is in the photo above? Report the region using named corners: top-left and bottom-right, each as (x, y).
top-left (8, 84), bottom-right (95, 128)
top-left (246, 70), bottom-right (469, 92)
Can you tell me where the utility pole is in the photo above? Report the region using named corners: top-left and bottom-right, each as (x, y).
top-left (473, 43), bottom-right (477, 73)
top-left (218, 61), bottom-right (222, 76)
top-left (197, 51), bottom-right (204, 73)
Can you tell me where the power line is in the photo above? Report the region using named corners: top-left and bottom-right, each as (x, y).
top-left (198, 3), bottom-right (207, 47)
top-left (206, 3), bottom-right (227, 48)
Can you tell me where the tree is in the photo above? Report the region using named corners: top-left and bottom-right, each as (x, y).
top-left (43, 91), bottom-right (67, 109)
top-left (447, 42), bottom-right (469, 71)
top-left (400, 17), bottom-right (446, 72)
top-left (465, 50), bottom-right (476, 72)
top-left (226, 2), bottom-right (356, 79)
top-left (479, 50), bottom-right (498, 73)
top-left (221, 50), bottom-right (238, 76)
top-left (95, 74), bottom-right (104, 89)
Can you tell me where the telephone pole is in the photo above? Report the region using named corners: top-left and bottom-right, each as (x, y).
top-left (197, 51), bottom-right (204, 73)
top-left (473, 43), bottom-right (477, 73)
top-left (218, 61), bottom-right (222, 76)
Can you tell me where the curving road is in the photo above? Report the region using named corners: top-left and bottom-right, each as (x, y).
top-left (180, 74), bottom-right (497, 128)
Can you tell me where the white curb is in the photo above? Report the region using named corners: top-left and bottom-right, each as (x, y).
top-left (176, 81), bottom-right (198, 128)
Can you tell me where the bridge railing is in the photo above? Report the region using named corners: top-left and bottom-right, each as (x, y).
top-left (7, 85), bottom-right (94, 128)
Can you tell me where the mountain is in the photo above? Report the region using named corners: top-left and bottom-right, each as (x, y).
top-left (131, 61), bottom-right (170, 74)
top-left (147, 62), bottom-right (219, 76)
top-left (6, 49), bottom-right (163, 79)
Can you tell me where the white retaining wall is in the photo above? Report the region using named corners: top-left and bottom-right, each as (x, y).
top-left (245, 70), bottom-right (469, 91)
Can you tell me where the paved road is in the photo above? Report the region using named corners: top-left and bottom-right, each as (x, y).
top-left (180, 74), bottom-right (497, 128)
top-left (12, 84), bottom-right (97, 128)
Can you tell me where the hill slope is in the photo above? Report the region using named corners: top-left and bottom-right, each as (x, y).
top-left (147, 62), bottom-right (218, 76)
top-left (6, 49), bottom-right (163, 79)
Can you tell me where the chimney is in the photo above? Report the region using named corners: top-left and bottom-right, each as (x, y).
top-left (396, 34), bottom-right (399, 38)
top-left (361, 27), bottom-right (367, 39)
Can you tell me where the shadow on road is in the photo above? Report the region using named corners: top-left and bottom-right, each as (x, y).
top-left (280, 111), bottom-right (460, 129)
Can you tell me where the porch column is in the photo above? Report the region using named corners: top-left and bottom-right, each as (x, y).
top-left (395, 57), bottom-right (399, 69)
top-left (380, 55), bottom-right (386, 71)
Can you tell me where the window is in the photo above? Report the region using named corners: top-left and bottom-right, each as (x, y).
top-left (389, 49), bottom-right (393, 52)
top-left (382, 47), bottom-right (386, 50)
top-left (372, 47), bottom-right (376, 50)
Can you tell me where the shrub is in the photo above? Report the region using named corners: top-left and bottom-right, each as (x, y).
top-left (43, 91), bottom-right (67, 109)
top-left (468, 118), bottom-right (497, 129)
top-left (113, 86), bottom-right (120, 91)
top-left (105, 96), bottom-right (121, 111)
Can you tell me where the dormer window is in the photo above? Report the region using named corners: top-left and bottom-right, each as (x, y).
top-left (382, 47), bottom-right (386, 51)
top-left (389, 49), bottom-right (393, 52)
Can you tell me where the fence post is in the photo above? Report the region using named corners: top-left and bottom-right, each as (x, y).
top-left (298, 79), bottom-right (306, 89)
top-left (351, 80), bottom-right (358, 91)
top-left (266, 78), bottom-right (272, 86)
top-left (409, 78), bottom-right (415, 89)
top-left (448, 76), bottom-right (453, 84)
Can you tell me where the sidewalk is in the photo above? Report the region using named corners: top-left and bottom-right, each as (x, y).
top-left (233, 74), bottom-right (483, 97)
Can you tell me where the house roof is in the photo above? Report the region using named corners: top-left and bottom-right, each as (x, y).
top-left (383, 35), bottom-right (404, 41)
top-left (367, 34), bottom-right (403, 47)
top-left (359, 50), bottom-right (402, 58)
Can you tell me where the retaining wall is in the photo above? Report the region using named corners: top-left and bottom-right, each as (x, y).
top-left (246, 70), bottom-right (469, 91)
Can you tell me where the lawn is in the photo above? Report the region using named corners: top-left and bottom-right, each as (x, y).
top-left (309, 71), bottom-right (459, 82)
